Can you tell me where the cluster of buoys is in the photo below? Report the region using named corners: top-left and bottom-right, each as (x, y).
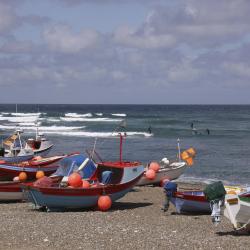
top-left (145, 161), bottom-right (160, 180)
top-left (181, 147), bottom-right (196, 166)
top-left (66, 172), bottom-right (112, 211)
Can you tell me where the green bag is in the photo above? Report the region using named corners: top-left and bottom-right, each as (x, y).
top-left (203, 181), bottom-right (226, 201)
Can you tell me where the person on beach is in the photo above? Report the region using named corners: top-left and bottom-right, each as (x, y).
top-left (206, 128), bottom-right (210, 135)
top-left (162, 181), bottom-right (177, 212)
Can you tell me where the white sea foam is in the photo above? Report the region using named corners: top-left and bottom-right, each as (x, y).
top-left (65, 113), bottom-right (92, 118)
top-left (0, 116), bottom-right (40, 123)
top-left (46, 118), bottom-right (61, 122)
top-left (0, 124), bottom-right (84, 131)
top-left (44, 131), bottom-right (152, 138)
top-left (60, 117), bottom-right (122, 122)
top-left (10, 112), bottom-right (43, 116)
top-left (95, 113), bottom-right (103, 116)
top-left (111, 113), bottom-right (127, 117)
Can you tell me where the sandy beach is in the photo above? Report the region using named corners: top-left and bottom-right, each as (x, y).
top-left (0, 184), bottom-right (249, 250)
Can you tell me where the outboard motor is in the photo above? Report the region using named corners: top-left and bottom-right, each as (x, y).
top-left (163, 181), bottom-right (177, 212)
top-left (203, 181), bottom-right (226, 225)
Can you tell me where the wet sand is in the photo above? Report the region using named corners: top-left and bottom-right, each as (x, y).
top-left (0, 184), bottom-right (249, 250)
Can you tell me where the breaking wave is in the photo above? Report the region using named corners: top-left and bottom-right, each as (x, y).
top-left (111, 113), bottom-right (127, 117)
top-left (60, 117), bottom-right (122, 122)
top-left (65, 113), bottom-right (92, 118)
top-left (0, 124), bottom-right (84, 131)
top-left (0, 116), bottom-right (40, 123)
top-left (10, 112), bottom-right (43, 116)
top-left (44, 131), bottom-right (152, 138)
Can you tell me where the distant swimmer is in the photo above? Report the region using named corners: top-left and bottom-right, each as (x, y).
top-left (148, 126), bottom-right (152, 134)
top-left (206, 128), bottom-right (210, 135)
top-left (190, 122), bottom-right (194, 129)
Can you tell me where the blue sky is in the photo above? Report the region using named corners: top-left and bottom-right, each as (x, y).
top-left (0, 0), bottom-right (250, 104)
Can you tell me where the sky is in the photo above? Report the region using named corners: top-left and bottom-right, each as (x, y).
top-left (0, 0), bottom-right (250, 104)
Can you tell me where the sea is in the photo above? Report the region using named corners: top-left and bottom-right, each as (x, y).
top-left (0, 104), bottom-right (249, 186)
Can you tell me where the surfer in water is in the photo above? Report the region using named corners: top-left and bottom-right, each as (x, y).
top-left (190, 122), bottom-right (198, 135)
top-left (148, 126), bottom-right (152, 134)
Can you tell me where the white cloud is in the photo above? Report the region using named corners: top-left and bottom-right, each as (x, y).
top-left (43, 24), bottom-right (99, 53)
top-left (114, 26), bottom-right (176, 49)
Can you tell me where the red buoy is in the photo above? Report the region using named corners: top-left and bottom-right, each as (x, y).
top-left (68, 172), bottom-right (82, 187)
top-left (82, 180), bottom-right (90, 188)
top-left (98, 195), bottom-right (112, 211)
top-left (149, 162), bottom-right (160, 172)
top-left (145, 169), bottom-right (156, 180)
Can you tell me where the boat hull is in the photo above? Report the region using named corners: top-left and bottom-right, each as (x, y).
top-left (22, 171), bottom-right (143, 211)
top-left (0, 182), bottom-right (23, 201)
top-left (0, 155), bottom-right (67, 181)
top-left (224, 192), bottom-right (250, 231)
top-left (171, 191), bottom-right (211, 214)
top-left (137, 162), bottom-right (187, 186)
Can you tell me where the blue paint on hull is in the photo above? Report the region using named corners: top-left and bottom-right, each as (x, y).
top-left (26, 188), bottom-right (131, 210)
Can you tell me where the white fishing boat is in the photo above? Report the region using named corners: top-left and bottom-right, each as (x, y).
top-left (137, 139), bottom-right (193, 186)
top-left (0, 129), bottom-right (34, 163)
top-left (24, 122), bottom-right (53, 156)
top-left (224, 190), bottom-right (250, 232)
top-left (137, 160), bottom-right (187, 186)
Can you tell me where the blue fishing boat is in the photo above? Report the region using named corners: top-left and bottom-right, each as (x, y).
top-left (22, 161), bottom-right (144, 211)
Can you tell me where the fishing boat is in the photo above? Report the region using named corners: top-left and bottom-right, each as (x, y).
top-left (22, 134), bottom-right (144, 211)
top-left (0, 153), bottom-right (75, 181)
top-left (24, 122), bottom-right (53, 156)
top-left (170, 190), bottom-right (211, 213)
top-left (137, 140), bottom-right (193, 186)
top-left (137, 161), bottom-right (187, 186)
top-left (0, 129), bottom-right (34, 163)
top-left (224, 190), bottom-right (250, 232)
top-left (0, 153), bottom-right (92, 201)
top-left (169, 185), bottom-right (246, 214)
top-left (22, 161), bottom-right (144, 211)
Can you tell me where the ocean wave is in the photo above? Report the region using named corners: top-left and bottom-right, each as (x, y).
top-left (0, 124), bottom-right (84, 131)
top-left (10, 112), bottom-right (43, 116)
top-left (65, 112), bottom-right (92, 118)
top-left (0, 116), bottom-right (40, 123)
top-left (95, 113), bottom-right (103, 116)
top-left (44, 131), bottom-right (152, 138)
top-left (111, 113), bottom-right (127, 117)
top-left (60, 117), bottom-right (122, 122)
top-left (46, 118), bottom-right (61, 122)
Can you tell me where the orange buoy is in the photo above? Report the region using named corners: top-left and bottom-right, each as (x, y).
top-left (82, 180), bottom-right (90, 188)
top-left (68, 172), bottom-right (82, 187)
top-left (186, 148), bottom-right (196, 158)
top-left (149, 162), bottom-right (160, 172)
top-left (19, 172), bottom-right (28, 182)
top-left (145, 169), bottom-right (156, 180)
top-left (13, 176), bottom-right (19, 182)
top-left (160, 178), bottom-right (170, 187)
top-left (36, 170), bottom-right (45, 179)
top-left (98, 195), bottom-right (112, 211)
top-left (185, 157), bottom-right (194, 166)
